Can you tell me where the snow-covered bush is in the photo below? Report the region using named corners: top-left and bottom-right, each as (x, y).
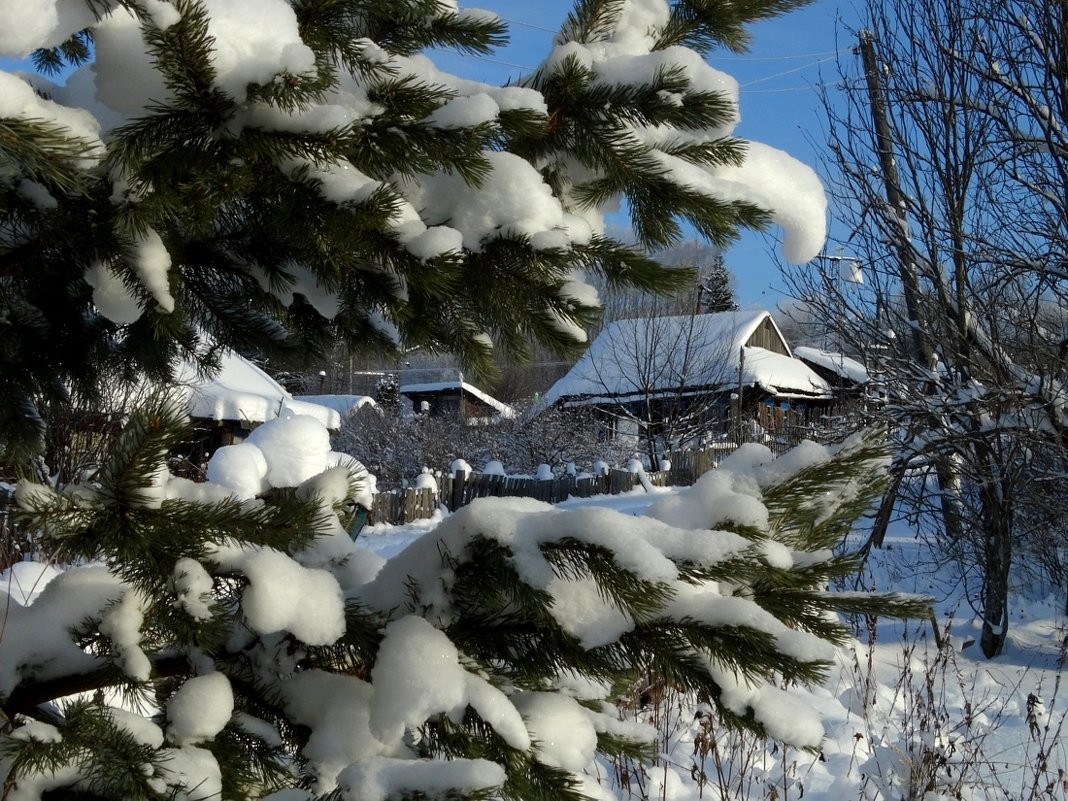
top-left (483, 460), bottom-right (506, 476)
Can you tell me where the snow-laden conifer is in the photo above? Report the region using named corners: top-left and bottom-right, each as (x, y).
top-left (2, 400), bottom-right (927, 800)
top-left (0, 2), bottom-right (925, 799)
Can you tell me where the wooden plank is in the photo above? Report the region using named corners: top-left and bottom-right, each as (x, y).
top-left (608, 469), bottom-right (635, 495)
top-left (413, 488), bottom-right (434, 521)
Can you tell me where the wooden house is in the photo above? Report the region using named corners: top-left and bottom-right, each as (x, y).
top-left (535, 309), bottom-right (839, 447)
top-left (174, 351), bottom-right (342, 462)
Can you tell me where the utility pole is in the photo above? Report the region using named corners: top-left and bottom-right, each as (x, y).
top-left (857, 29), bottom-right (932, 371)
top-left (734, 346), bottom-right (745, 444)
top-left (857, 29), bottom-right (962, 547)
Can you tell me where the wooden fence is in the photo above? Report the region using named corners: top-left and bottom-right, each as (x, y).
top-left (369, 487), bottom-right (439, 526)
top-left (366, 441), bottom-right (755, 526)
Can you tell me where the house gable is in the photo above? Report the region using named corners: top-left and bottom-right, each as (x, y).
top-left (743, 315), bottom-right (791, 356)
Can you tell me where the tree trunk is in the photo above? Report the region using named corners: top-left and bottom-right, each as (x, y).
top-left (979, 452), bottom-right (1012, 658)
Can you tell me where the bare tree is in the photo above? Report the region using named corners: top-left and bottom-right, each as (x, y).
top-left (783, 0), bottom-right (1068, 655)
top-left (494, 404), bottom-right (631, 476)
top-left (333, 405), bottom-right (501, 490)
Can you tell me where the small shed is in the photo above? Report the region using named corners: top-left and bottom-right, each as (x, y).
top-left (400, 381), bottom-right (516, 422)
top-left (792, 346), bottom-right (869, 389)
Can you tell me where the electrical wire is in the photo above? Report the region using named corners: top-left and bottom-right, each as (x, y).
top-left (494, 16), bottom-right (846, 66)
top-left (431, 49), bottom-right (536, 71)
top-left (741, 54), bottom-right (841, 87)
top-left (741, 83), bottom-right (842, 93)
top-left (498, 16), bottom-right (557, 33)
top-left (709, 49), bottom-right (844, 61)
top-left (431, 35), bottom-right (848, 90)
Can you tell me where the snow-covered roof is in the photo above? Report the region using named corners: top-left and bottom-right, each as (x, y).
top-left (793, 347), bottom-right (869, 385)
top-left (177, 351), bottom-right (340, 429)
top-left (740, 346), bottom-right (834, 399)
top-left (400, 381), bottom-right (516, 419)
top-left (540, 310), bottom-right (831, 408)
top-left (293, 393), bottom-right (377, 417)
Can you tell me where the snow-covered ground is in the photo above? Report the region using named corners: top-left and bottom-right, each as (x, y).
top-left (356, 490), bottom-right (1068, 801)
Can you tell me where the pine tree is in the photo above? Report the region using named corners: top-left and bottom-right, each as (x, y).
top-left (1, 399), bottom-right (928, 801)
top-left (698, 252), bottom-right (739, 313)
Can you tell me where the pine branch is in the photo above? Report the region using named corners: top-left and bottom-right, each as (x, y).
top-left (541, 538), bottom-right (673, 622)
top-left (762, 435), bottom-right (891, 549)
top-left (654, 0), bottom-right (814, 55)
top-left (31, 30), bottom-right (94, 76)
top-left (358, 0), bottom-right (507, 56)
top-left (558, 0), bottom-right (626, 44)
top-left (2, 656), bottom-right (189, 721)
top-left (0, 118), bottom-right (97, 195)
top-left (141, 0), bottom-right (221, 102)
top-left (1, 699), bottom-right (171, 800)
top-left (659, 137), bottom-right (749, 168)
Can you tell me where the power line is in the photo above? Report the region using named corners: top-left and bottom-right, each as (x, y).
top-left (484, 9), bottom-right (850, 75)
top-left (499, 16), bottom-right (557, 34)
top-left (431, 48), bottom-right (535, 72)
top-left (709, 49), bottom-right (844, 61)
top-left (741, 54), bottom-right (840, 87)
top-left (431, 40), bottom-right (848, 92)
top-left (491, 15), bottom-right (846, 65)
top-left (741, 82), bottom-right (846, 94)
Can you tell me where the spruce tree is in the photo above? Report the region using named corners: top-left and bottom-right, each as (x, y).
top-left (0, 1), bottom-right (917, 800)
top-left (1, 400), bottom-right (927, 801)
top-left (373, 375), bottom-right (402, 411)
top-left (698, 252), bottom-right (739, 313)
